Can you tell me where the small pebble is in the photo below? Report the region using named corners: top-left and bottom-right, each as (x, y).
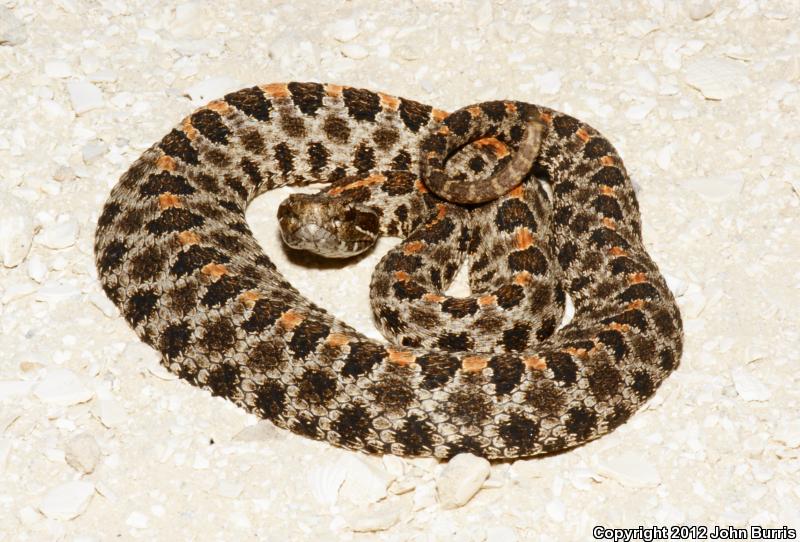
top-left (65, 434), bottom-right (101, 474)
top-left (38, 218), bottom-right (79, 250)
top-left (338, 455), bottom-right (394, 505)
top-left (625, 99), bottom-right (657, 122)
top-left (686, 0), bottom-right (717, 21)
top-left (172, 3), bottom-right (210, 38)
top-left (33, 368), bottom-right (94, 406)
top-left (475, 0), bottom-right (493, 23)
top-left (436, 453), bottom-right (490, 509)
top-left (0, 194), bottom-right (34, 268)
top-left (184, 77), bottom-right (240, 103)
top-left (1, 279), bottom-right (38, 304)
top-left (382, 455), bottom-right (406, 478)
top-left (731, 367), bottom-right (770, 402)
top-left (684, 57), bottom-right (750, 100)
top-left (626, 19), bottom-right (659, 38)
top-left (546, 499), bottom-right (566, 522)
top-left (192, 453), bottom-right (209, 469)
top-left (88, 291), bottom-right (119, 318)
top-left (53, 165), bottom-right (76, 182)
top-left (123, 342), bottom-right (161, 366)
top-left (388, 477), bottom-right (416, 495)
top-left (27, 253), bottom-right (48, 282)
top-left (681, 282), bottom-right (707, 318)
top-left (82, 140), bottom-right (108, 164)
top-left (308, 461), bottom-right (347, 506)
top-left (582, 96), bottom-right (614, 118)
top-left (17, 505), bottom-right (40, 526)
top-left (531, 14), bottom-right (552, 32)
top-left (172, 38), bottom-right (221, 57)
top-left (79, 52), bottom-right (101, 74)
top-left (35, 280), bottom-right (82, 303)
top-left (67, 80), bottom-right (104, 114)
top-left (340, 43), bottom-right (368, 59)
top-left (662, 40), bottom-right (683, 70)
top-left (680, 172), bottom-right (744, 202)
top-left (742, 435), bottom-right (766, 458)
top-left (342, 498), bottom-right (403, 532)
top-left (750, 461), bottom-right (774, 483)
top-left (232, 420), bottom-right (283, 442)
top-left (534, 70), bottom-right (561, 95)
top-left (0, 6), bottom-right (27, 45)
top-left (412, 480), bottom-right (437, 511)
top-left (268, 31), bottom-right (316, 69)
top-left (45, 60), bottom-right (73, 78)
top-left (216, 480), bottom-right (244, 499)
top-left (38, 481), bottom-right (95, 520)
top-left (596, 450), bottom-right (661, 488)
top-left (482, 464), bottom-right (508, 489)
top-left (763, 10), bottom-right (789, 21)
top-left (146, 363), bottom-right (178, 381)
top-left (663, 273), bottom-right (688, 297)
top-left (486, 525), bottom-right (518, 542)
top-left (329, 18), bottom-right (359, 42)
top-left (395, 44), bottom-right (420, 61)
top-left (95, 398), bottom-right (127, 428)
top-left (656, 143), bottom-right (674, 170)
top-left (570, 467), bottom-right (598, 491)
top-left (0, 380), bottom-right (33, 401)
top-left (126, 511), bottom-right (149, 529)
top-left (634, 66), bottom-right (659, 92)
top-left (745, 132), bottom-right (763, 150)
top-left (773, 421), bottom-right (800, 449)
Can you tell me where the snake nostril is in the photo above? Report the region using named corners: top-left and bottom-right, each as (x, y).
top-left (277, 201), bottom-right (294, 221)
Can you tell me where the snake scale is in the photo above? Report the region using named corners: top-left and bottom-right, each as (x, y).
top-left (94, 82), bottom-right (683, 460)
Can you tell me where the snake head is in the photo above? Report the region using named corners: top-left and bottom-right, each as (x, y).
top-left (277, 193), bottom-right (381, 258)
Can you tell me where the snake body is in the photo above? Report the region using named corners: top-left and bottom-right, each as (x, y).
top-left (94, 82), bottom-right (683, 459)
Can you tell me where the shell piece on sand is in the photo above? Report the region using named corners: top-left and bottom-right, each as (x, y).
top-left (679, 172), bottom-right (744, 202)
top-left (39, 480), bottom-right (95, 520)
top-left (731, 367), bottom-right (770, 402)
top-left (67, 80), bottom-right (104, 114)
top-left (436, 453), bottom-right (490, 509)
top-left (33, 369), bottom-right (94, 406)
top-left (338, 455), bottom-right (394, 505)
top-left (65, 434), bottom-right (101, 474)
top-left (38, 218), bottom-right (79, 250)
top-left (684, 56), bottom-right (750, 100)
top-left (0, 195), bottom-right (34, 268)
top-left (342, 498), bottom-right (403, 532)
top-left (596, 450), bottom-right (662, 488)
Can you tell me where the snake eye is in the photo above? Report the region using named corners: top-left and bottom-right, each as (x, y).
top-left (351, 209), bottom-right (378, 231)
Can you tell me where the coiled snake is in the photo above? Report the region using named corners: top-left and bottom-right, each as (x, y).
top-left (94, 82), bottom-right (682, 459)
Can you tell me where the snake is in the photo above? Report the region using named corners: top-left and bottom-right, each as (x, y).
top-left (94, 82), bottom-right (683, 460)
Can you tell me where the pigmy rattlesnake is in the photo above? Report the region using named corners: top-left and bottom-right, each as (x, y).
top-left (94, 82), bottom-right (682, 459)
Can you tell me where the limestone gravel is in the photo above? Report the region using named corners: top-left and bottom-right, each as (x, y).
top-left (1, 0), bottom-right (798, 540)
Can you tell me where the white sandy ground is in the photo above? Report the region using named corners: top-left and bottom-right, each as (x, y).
top-left (1, 0), bottom-right (799, 540)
